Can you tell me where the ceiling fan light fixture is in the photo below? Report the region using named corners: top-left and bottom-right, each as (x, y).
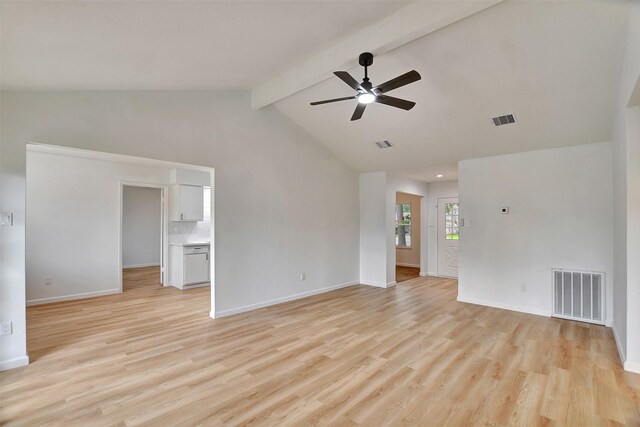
top-left (357, 93), bottom-right (376, 104)
top-left (309, 52), bottom-right (421, 120)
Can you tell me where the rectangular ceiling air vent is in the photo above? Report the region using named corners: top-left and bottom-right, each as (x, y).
top-left (375, 140), bottom-right (393, 149)
top-left (492, 114), bottom-right (516, 126)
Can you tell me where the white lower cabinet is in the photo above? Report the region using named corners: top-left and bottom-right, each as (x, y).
top-left (170, 244), bottom-right (210, 289)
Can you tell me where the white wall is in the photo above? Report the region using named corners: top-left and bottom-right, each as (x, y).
top-left (612, 1), bottom-right (640, 373)
top-left (26, 150), bottom-right (171, 303)
top-left (458, 142), bottom-right (614, 323)
top-left (123, 186), bottom-right (162, 268)
top-left (395, 192), bottom-right (421, 268)
top-left (359, 172), bottom-right (388, 287)
top-left (426, 181), bottom-right (458, 276)
top-left (626, 106), bottom-right (640, 372)
top-left (1, 90), bottom-right (359, 369)
top-left (386, 173), bottom-right (428, 284)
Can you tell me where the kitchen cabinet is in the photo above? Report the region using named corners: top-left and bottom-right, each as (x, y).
top-left (170, 184), bottom-right (203, 221)
top-left (169, 243), bottom-right (210, 289)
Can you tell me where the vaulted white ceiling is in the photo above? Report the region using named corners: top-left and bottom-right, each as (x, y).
top-left (274, 1), bottom-right (630, 181)
top-left (1, 1), bottom-right (630, 182)
top-left (0, 0), bottom-right (407, 90)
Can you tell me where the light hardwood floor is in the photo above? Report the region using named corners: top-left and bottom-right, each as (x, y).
top-left (1, 268), bottom-right (639, 426)
top-left (396, 266), bottom-right (420, 283)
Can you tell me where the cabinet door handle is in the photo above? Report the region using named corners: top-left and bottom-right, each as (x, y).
top-left (206, 254), bottom-right (209, 261)
top-left (180, 213), bottom-right (184, 220)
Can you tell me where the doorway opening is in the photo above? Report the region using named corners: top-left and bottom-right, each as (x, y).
top-left (395, 191), bottom-right (422, 282)
top-left (121, 185), bottom-right (165, 292)
top-left (25, 143), bottom-right (215, 310)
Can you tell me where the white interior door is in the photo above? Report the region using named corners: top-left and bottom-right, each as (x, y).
top-left (437, 197), bottom-right (459, 278)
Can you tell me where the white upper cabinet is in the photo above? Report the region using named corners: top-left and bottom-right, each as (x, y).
top-left (170, 184), bottom-right (204, 221)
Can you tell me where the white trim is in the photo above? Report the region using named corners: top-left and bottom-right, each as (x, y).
top-left (386, 281), bottom-right (397, 287)
top-left (212, 281), bottom-right (358, 318)
top-left (611, 321), bottom-right (627, 367)
top-left (360, 280), bottom-right (388, 288)
top-left (27, 289), bottom-right (121, 306)
top-left (419, 272), bottom-right (427, 277)
top-left (427, 271), bottom-right (438, 277)
top-left (396, 263), bottom-right (420, 268)
top-left (0, 355), bottom-right (29, 371)
top-left (457, 295), bottom-right (550, 317)
top-left (122, 263), bottom-right (161, 269)
top-left (624, 360), bottom-right (640, 374)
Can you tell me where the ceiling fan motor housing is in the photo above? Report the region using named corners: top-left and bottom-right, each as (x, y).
top-left (358, 52), bottom-right (374, 67)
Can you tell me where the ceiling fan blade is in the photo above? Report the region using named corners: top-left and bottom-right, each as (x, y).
top-left (351, 103), bottom-right (366, 121)
top-left (334, 71), bottom-right (364, 92)
top-left (375, 94), bottom-right (416, 110)
top-left (310, 96), bottom-right (356, 106)
top-left (374, 70), bottom-right (421, 94)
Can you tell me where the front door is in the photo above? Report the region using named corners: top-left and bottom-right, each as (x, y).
top-left (437, 197), bottom-right (459, 278)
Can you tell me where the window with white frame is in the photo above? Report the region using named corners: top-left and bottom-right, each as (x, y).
top-left (395, 203), bottom-right (411, 247)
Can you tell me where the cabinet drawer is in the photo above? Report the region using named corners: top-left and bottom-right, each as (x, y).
top-left (184, 246), bottom-right (209, 255)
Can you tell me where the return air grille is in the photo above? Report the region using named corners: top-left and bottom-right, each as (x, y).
top-left (552, 269), bottom-right (604, 325)
top-left (492, 114), bottom-right (516, 126)
top-left (375, 140), bottom-right (393, 149)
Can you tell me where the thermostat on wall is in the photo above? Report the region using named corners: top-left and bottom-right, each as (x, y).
top-left (500, 207), bottom-right (509, 214)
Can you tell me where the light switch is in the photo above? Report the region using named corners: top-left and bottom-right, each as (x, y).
top-left (1, 213), bottom-right (13, 226)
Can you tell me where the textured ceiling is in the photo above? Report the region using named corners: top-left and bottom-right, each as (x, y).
top-left (275, 1), bottom-right (629, 182)
top-left (0, 0), bottom-right (407, 90)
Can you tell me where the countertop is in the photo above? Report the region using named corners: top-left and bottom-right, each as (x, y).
top-left (169, 241), bottom-right (210, 247)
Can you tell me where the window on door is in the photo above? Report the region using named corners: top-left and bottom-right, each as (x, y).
top-left (396, 203), bottom-right (411, 247)
top-left (445, 202), bottom-right (459, 240)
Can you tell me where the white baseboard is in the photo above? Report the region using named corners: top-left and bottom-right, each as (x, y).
top-left (27, 289), bottom-right (121, 306)
top-left (419, 272), bottom-right (427, 277)
top-left (123, 263), bottom-right (160, 269)
top-left (396, 263), bottom-right (420, 268)
top-left (386, 281), bottom-right (397, 287)
top-left (360, 280), bottom-right (388, 288)
top-left (212, 281), bottom-right (358, 319)
top-left (611, 321), bottom-right (627, 367)
top-left (427, 271), bottom-right (438, 276)
top-left (0, 355), bottom-right (29, 371)
top-left (624, 360), bottom-right (640, 374)
top-left (457, 295), bottom-right (550, 318)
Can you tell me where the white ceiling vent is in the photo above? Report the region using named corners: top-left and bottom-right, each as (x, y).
top-left (375, 140), bottom-right (393, 149)
top-left (492, 114), bottom-right (516, 126)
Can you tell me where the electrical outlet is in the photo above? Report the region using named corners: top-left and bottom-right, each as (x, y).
top-left (300, 273), bottom-right (306, 281)
top-left (1, 321), bottom-right (12, 336)
top-left (45, 276), bottom-right (53, 286)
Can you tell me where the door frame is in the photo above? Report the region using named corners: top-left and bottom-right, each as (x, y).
top-left (118, 181), bottom-right (170, 292)
top-left (436, 196), bottom-right (459, 278)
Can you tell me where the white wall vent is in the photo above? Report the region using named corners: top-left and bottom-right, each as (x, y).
top-left (375, 140), bottom-right (393, 149)
top-left (552, 269), bottom-right (604, 325)
top-left (492, 114), bottom-right (516, 126)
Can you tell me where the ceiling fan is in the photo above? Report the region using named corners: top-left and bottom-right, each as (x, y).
top-left (310, 52), bottom-right (421, 121)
